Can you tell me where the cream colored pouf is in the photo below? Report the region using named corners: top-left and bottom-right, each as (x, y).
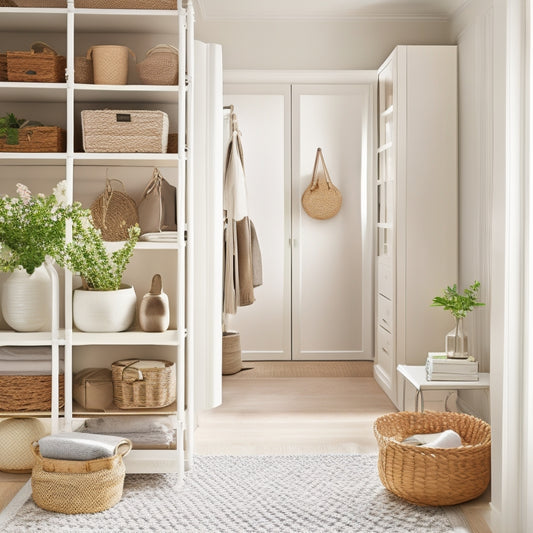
top-left (0, 418), bottom-right (47, 473)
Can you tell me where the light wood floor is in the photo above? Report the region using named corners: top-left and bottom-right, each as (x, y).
top-left (1, 361), bottom-right (492, 532)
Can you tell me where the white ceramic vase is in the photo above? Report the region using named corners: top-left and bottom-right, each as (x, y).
top-left (73, 284), bottom-right (136, 333)
top-left (1, 265), bottom-right (51, 332)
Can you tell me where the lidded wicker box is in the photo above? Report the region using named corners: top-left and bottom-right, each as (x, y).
top-left (0, 126), bottom-right (66, 153)
top-left (7, 42), bottom-right (66, 83)
top-left (111, 359), bottom-right (176, 409)
top-left (81, 109), bottom-right (169, 153)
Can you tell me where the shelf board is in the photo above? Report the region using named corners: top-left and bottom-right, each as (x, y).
top-left (74, 84), bottom-right (179, 104)
top-left (74, 10), bottom-right (179, 34)
top-left (0, 410), bottom-right (63, 418)
top-left (72, 400), bottom-right (177, 417)
top-left (0, 153), bottom-right (67, 165)
top-left (0, 82), bottom-right (67, 102)
top-left (0, 8), bottom-right (67, 32)
top-left (73, 153), bottom-right (181, 166)
top-left (0, 329), bottom-right (66, 346)
top-left (72, 329), bottom-right (180, 345)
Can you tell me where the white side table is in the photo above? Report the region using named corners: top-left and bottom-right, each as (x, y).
top-left (397, 365), bottom-right (490, 412)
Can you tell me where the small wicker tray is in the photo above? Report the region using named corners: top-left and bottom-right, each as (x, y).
top-left (111, 359), bottom-right (176, 409)
top-left (7, 42), bottom-right (66, 83)
top-left (374, 411), bottom-right (491, 506)
top-left (0, 126), bottom-right (66, 152)
top-left (0, 374), bottom-right (65, 412)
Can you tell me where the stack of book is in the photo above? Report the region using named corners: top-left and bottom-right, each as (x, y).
top-left (426, 352), bottom-right (479, 381)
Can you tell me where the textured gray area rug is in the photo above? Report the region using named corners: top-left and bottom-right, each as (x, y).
top-left (1, 454), bottom-right (467, 532)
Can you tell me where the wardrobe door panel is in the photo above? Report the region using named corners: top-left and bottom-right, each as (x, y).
top-left (292, 85), bottom-right (373, 360)
top-left (223, 86), bottom-right (292, 360)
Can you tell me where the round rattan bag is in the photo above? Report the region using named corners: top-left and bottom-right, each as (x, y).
top-left (301, 148), bottom-right (342, 220)
top-left (90, 178), bottom-right (138, 241)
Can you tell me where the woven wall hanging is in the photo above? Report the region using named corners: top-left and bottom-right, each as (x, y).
top-left (301, 148), bottom-right (342, 220)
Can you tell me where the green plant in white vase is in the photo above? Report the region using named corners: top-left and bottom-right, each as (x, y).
top-left (431, 281), bottom-right (485, 359)
top-left (59, 217), bottom-right (141, 332)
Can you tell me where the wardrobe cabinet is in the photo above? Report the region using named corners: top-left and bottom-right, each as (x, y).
top-left (0, 1), bottom-right (198, 480)
top-left (374, 46), bottom-right (458, 408)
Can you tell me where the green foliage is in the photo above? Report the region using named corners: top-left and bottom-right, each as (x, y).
top-left (62, 220), bottom-right (140, 291)
top-left (0, 113), bottom-right (25, 145)
top-left (0, 181), bottom-right (77, 274)
top-left (431, 281), bottom-right (485, 319)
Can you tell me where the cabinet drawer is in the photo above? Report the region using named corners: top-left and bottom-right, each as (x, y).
top-left (377, 294), bottom-right (393, 333)
top-left (376, 326), bottom-right (393, 374)
top-left (378, 262), bottom-right (393, 299)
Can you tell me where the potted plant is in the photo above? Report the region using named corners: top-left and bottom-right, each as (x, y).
top-left (0, 181), bottom-right (76, 331)
top-left (60, 215), bottom-right (141, 332)
top-left (431, 281), bottom-right (485, 359)
top-left (0, 113), bottom-right (25, 146)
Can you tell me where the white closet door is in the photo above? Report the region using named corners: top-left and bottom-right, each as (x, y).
top-left (292, 84), bottom-right (373, 360)
top-left (223, 85), bottom-right (292, 360)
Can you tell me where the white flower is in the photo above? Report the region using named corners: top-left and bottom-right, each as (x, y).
top-left (52, 180), bottom-right (68, 206)
top-left (16, 183), bottom-right (32, 205)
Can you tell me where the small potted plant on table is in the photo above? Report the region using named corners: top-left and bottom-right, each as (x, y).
top-left (431, 281), bottom-right (485, 359)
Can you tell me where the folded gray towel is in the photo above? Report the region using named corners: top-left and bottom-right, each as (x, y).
top-left (39, 432), bottom-right (131, 461)
top-left (0, 346), bottom-right (64, 361)
top-left (84, 415), bottom-right (174, 434)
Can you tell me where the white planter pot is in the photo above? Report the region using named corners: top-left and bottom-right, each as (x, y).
top-left (1, 265), bottom-right (51, 332)
top-left (73, 284), bottom-right (136, 333)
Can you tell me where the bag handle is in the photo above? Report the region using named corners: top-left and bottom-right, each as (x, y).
top-left (31, 41), bottom-right (58, 55)
top-left (86, 46), bottom-right (136, 62)
top-left (144, 44), bottom-right (179, 57)
top-left (140, 167), bottom-right (164, 198)
top-left (310, 148), bottom-right (333, 191)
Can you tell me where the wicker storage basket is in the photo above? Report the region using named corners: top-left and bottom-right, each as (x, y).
top-left (74, 56), bottom-right (93, 83)
top-left (137, 44), bottom-right (178, 85)
top-left (7, 42), bottom-right (66, 83)
top-left (0, 374), bottom-right (65, 411)
top-left (14, 1), bottom-right (66, 6)
top-left (0, 126), bottom-right (66, 152)
top-left (222, 331), bottom-right (242, 375)
top-left (112, 359), bottom-right (176, 409)
top-left (90, 179), bottom-right (138, 241)
top-left (373, 411), bottom-right (491, 506)
top-left (0, 53), bottom-right (6, 82)
top-left (0, 418), bottom-right (47, 473)
top-left (31, 441), bottom-right (131, 514)
top-left (167, 133), bottom-right (177, 153)
top-left (81, 109), bottom-right (169, 153)
top-left (87, 45), bottom-right (135, 85)
top-left (75, 0), bottom-right (177, 9)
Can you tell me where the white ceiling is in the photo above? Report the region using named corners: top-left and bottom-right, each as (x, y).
top-left (194, 0), bottom-right (468, 20)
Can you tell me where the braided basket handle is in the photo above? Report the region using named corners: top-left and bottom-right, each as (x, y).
top-left (31, 41), bottom-right (58, 55)
top-left (310, 148), bottom-right (333, 191)
top-left (144, 44), bottom-right (179, 57)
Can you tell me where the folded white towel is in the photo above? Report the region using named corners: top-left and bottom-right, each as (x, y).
top-left (0, 346), bottom-right (64, 361)
top-left (0, 359), bottom-right (65, 375)
top-left (39, 432), bottom-right (131, 461)
top-left (84, 415), bottom-right (174, 434)
top-left (422, 429), bottom-right (462, 449)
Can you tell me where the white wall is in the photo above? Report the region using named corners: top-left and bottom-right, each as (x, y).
top-left (195, 18), bottom-right (453, 69)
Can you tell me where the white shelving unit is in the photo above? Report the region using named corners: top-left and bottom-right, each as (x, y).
top-left (0, 1), bottom-right (195, 480)
top-left (373, 46), bottom-right (458, 409)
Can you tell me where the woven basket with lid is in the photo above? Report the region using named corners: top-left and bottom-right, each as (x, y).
top-left (137, 44), bottom-right (178, 85)
top-left (374, 411), bottom-right (491, 506)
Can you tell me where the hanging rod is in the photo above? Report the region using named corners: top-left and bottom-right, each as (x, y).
top-left (223, 105), bottom-right (234, 113)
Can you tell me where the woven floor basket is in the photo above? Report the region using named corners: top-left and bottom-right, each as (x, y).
top-left (31, 442), bottom-right (130, 514)
top-left (222, 331), bottom-right (242, 375)
top-left (374, 411), bottom-right (491, 506)
top-left (75, 0), bottom-right (176, 8)
top-left (0, 126), bottom-right (66, 153)
top-left (112, 359), bottom-right (176, 409)
top-left (81, 109), bottom-right (169, 153)
top-left (0, 375), bottom-right (65, 412)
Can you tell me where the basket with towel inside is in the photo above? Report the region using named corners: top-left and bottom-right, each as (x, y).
top-left (32, 433), bottom-right (131, 514)
top-left (373, 411), bottom-right (491, 506)
top-left (111, 359), bottom-right (176, 409)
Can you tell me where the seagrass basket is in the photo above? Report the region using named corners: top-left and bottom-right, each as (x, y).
top-left (7, 42), bottom-right (66, 83)
top-left (137, 44), bottom-right (178, 85)
top-left (112, 359), bottom-right (176, 409)
top-left (81, 109), bottom-right (169, 153)
top-left (74, 56), bottom-right (93, 83)
top-left (373, 411), bottom-right (491, 506)
top-left (0, 53), bottom-right (6, 81)
top-left (222, 331), bottom-right (242, 375)
top-left (13, 1), bottom-right (66, 6)
top-left (0, 126), bottom-right (66, 152)
top-left (0, 374), bottom-right (65, 411)
top-left (31, 442), bottom-right (131, 514)
top-left (75, 0), bottom-right (177, 8)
